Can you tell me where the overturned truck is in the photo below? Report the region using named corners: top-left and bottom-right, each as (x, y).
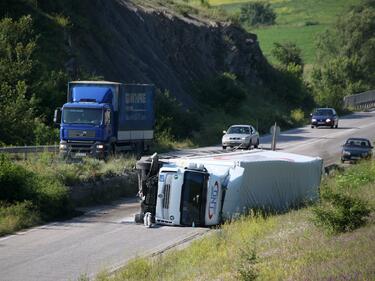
top-left (135, 150), bottom-right (323, 227)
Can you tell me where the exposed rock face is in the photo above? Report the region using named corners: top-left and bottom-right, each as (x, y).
top-left (71, 0), bottom-right (270, 105)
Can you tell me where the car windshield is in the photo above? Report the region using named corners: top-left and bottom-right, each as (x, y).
top-left (228, 127), bottom-right (250, 134)
top-left (345, 139), bottom-right (371, 147)
top-left (63, 108), bottom-right (103, 125)
top-left (314, 109), bottom-right (333, 116)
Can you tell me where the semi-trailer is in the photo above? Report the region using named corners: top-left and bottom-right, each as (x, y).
top-left (135, 150), bottom-right (322, 227)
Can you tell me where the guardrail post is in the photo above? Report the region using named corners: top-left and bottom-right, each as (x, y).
top-left (24, 144), bottom-right (27, 160)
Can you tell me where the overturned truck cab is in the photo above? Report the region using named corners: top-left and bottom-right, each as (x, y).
top-left (135, 150), bottom-right (323, 227)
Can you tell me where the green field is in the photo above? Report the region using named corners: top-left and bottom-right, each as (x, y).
top-left (213, 0), bottom-right (360, 64)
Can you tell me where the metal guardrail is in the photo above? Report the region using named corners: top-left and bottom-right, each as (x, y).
top-left (344, 90), bottom-right (375, 109)
top-left (0, 145), bottom-right (58, 155)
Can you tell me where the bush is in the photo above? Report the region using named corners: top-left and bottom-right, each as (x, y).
top-left (0, 154), bottom-right (71, 221)
top-left (193, 72), bottom-right (246, 113)
top-left (0, 201), bottom-right (40, 236)
top-left (312, 189), bottom-right (371, 234)
top-left (240, 2), bottom-right (276, 26)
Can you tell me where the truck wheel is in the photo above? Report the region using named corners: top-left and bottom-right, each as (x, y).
top-left (222, 146), bottom-right (227, 150)
top-left (134, 213), bottom-right (144, 224)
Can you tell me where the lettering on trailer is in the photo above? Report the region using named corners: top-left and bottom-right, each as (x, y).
top-left (125, 93), bottom-right (146, 104)
top-left (125, 93), bottom-right (147, 121)
top-left (208, 181), bottom-right (220, 219)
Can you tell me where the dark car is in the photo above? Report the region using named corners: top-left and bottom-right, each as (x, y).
top-left (311, 108), bottom-right (339, 128)
top-left (341, 138), bottom-right (373, 163)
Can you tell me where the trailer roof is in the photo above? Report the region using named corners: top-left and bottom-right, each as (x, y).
top-left (69, 81), bottom-right (122, 85)
top-left (166, 149), bottom-right (321, 167)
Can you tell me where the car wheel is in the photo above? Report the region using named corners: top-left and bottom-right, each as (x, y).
top-left (335, 124), bottom-right (338, 128)
top-left (222, 146), bottom-right (227, 150)
top-left (311, 125), bottom-right (314, 128)
top-left (341, 158), bottom-right (345, 163)
top-left (254, 139), bottom-right (259, 148)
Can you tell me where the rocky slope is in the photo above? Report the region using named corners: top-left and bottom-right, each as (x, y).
top-left (68, 0), bottom-right (270, 105)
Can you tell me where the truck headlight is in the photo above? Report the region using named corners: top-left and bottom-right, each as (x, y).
top-left (59, 143), bottom-right (67, 150)
top-left (311, 118), bottom-right (317, 122)
top-left (326, 118), bottom-right (331, 122)
top-left (96, 144), bottom-right (104, 149)
top-left (343, 151), bottom-right (350, 156)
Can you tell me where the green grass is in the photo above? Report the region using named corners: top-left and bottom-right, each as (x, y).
top-left (215, 0), bottom-right (361, 65)
top-left (0, 153), bottom-right (138, 236)
top-left (91, 159), bottom-right (375, 281)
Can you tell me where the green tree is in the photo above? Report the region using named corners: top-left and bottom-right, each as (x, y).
top-left (271, 42), bottom-right (304, 69)
top-left (312, 1), bottom-right (375, 109)
top-left (0, 16), bottom-right (38, 145)
top-left (240, 2), bottom-right (276, 26)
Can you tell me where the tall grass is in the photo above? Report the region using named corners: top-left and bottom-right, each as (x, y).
top-left (90, 159), bottom-right (375, 281)
top-left (0, 153), bottom-right (137, 236)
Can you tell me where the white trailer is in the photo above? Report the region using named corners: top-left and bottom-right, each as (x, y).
top-left (135, 150), bottom-right (322, 227)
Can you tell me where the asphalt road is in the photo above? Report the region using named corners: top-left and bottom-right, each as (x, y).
top-left (1, 111), bottom-right (375, 281)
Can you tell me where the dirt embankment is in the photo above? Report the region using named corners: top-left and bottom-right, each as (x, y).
top-left (69, 0), bottom-right (270, 105)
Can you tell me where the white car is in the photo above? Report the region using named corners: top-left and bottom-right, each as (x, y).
top-left (222, 125), bottom-right (259, 150)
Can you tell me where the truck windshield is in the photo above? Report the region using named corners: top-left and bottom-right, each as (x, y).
top-left (180, 171), bottom-right (206, 226)
top-left (63, 108), bottom-right (103, 125)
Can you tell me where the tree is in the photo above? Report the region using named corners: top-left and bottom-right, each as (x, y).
top-left (271, 42), bottom-right (304, 69)
top-left (312, 1), bottom-right (375, 109)
top-left (240, 2), bottom-right (276, 26)
top-left (0, 16), bottom-right (38, 145)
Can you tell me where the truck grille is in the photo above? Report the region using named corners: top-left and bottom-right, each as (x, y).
top-left (68, 129), bottom-right (96, 138)
top-left (162, 183), bottom-right (171, 209)
top-left (69, 142), bottom-right (93, 153)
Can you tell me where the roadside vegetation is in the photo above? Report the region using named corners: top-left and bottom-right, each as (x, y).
top-left (88, 159), bottom-right (375, 281)
top-left (0, 153), bottom-right (137, 236)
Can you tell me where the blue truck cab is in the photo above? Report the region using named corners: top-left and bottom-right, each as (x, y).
top-left (56, 81), bottom-right (155, 159)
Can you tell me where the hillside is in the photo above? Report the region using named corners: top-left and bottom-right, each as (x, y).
top-left (0, 0), bottom-right (314, 145)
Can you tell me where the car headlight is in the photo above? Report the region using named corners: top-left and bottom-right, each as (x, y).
top-left (326, 118), bottom-right (331, 122)
top-left (96, 144), bottom-right (104, 149)
top-left (59, 143), bottom-right (67, 150)
top-left (311, 118), bottom-right (317, 122)
top-left (342, 151), bottom-right (350, 156)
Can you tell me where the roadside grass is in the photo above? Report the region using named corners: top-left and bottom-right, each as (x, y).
top-left (18, 152), bottom-right (137, 186)
top-left (91, 159), bottom-right (375, 281)
top-left (215, 0), bottom-right (360, 65)
top-left (0, 153), bottom-right (137, 236)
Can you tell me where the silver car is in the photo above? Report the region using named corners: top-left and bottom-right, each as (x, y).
top-left (222, 125), bottom-right (259, 150)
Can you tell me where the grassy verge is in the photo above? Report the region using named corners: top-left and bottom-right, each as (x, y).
top-left (0, 153), bottom-right (137, 236)
top-left (91, 160), bottom-right (375, 280)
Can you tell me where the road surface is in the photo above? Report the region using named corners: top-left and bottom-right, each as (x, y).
top-left (1, 111), bottom-right (375, 281)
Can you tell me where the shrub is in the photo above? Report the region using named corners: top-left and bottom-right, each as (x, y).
top-left (290, 108), bottom-right (305, 125)
top-left (0, 201), bottom-right (40, 236)
top-left (0, 154), bottom-right (71, 221)
top-left (193, 72), bottom-right (246, 113)
top-left (240, 2), bottom-right (276, 26)
top-left (312, 189), bottom-right (371, 234)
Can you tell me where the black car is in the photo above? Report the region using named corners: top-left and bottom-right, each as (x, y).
top-left (311, 108), bottom-right (339, 128)
top-left (341, 138), bottom-right (373, 163)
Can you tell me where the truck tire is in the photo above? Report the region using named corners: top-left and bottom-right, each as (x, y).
top-left (222, 146), bottom-right (227, 150)
top-left (134, 213), bottom-right (144, 224)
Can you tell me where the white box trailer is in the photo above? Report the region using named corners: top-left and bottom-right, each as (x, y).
top-left (135, 150), bottom-right (322, 227)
